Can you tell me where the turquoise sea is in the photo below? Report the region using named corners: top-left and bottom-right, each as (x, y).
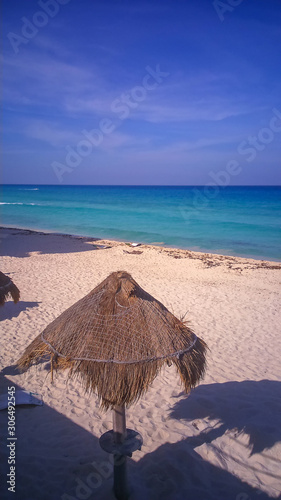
top-left (1, 185), bottom-right (280, 261)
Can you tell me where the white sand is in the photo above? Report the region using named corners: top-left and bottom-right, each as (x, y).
top-left (0, 227), bottom-right (280, 500)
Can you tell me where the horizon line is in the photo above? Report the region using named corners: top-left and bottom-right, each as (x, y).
top-left (2, 184), bottom-right (281, 188)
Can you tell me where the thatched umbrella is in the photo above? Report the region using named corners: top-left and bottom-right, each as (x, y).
top-left (18, 271), bottom-right (207, 499)
top-left (0, 271), bottom-right (20, 306)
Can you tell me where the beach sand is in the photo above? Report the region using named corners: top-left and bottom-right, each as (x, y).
top-left (0, 227), bottom-right (280, 500)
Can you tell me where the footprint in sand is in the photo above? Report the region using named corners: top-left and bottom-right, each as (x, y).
top-left (154, 428), bottom-right (170, 440)
top-left (70, 407), bottom-right (85, 417)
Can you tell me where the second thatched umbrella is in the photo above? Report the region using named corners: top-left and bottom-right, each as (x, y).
top-left (0, 271), bottom-right (20, 306)
top-left (18, 270), bottom-right (207, 499)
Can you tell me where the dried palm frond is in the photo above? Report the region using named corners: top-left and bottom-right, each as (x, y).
top-left (0, 271), bottom-right (20, 306)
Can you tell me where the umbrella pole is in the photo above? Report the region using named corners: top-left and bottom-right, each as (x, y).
top-left (113, 405), bottom-right (128, 500)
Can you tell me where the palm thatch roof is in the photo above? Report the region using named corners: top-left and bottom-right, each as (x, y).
top-left (0, 271), bottom-right (20, 306)
top-left (18, 271), bottom-right (207, 409)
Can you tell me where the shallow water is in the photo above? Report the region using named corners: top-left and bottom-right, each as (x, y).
top-left (1, 185), bottom-right (281, 261)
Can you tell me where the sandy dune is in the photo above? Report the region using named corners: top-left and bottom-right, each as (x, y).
top-left (0, 227), bottom-right (280, 500)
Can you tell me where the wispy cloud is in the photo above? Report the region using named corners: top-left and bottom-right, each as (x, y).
top-left (2, 41), bottom-right (273, 129)
top-left (2, 52), bottom-right (102, 111)
top-left (24, 120), bottom-right (82, 147)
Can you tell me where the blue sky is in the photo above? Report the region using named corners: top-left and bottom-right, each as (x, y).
top-left (2, 0), bottom-right (281, 185)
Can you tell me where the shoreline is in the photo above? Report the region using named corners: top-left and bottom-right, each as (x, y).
top-left (1, 225), bottom-right (281, 268)
top-left (2, 184), bottom-right (281, 263)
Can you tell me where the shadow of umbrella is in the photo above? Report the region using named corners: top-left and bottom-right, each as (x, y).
top-left (0, 371), bottom-right (112, 500)
top-left (170, 380), bottom-right (281, 455)
top-left (0, 370), bottom-right (274, 500)
top-left (17, 271), bottom-right (207, 500)
top-left (134, 437), bottom-right (275, 500)
top-left (0, 227), bottom-right (101, 258)
top-left (0, 301), bottom-right (40, 321)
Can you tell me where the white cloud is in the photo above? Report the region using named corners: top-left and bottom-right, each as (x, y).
top-left (24, 121), bottom-right (82, 146)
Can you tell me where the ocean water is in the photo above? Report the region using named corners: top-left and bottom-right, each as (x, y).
top-left (1, 185), bottom-right (280, 261)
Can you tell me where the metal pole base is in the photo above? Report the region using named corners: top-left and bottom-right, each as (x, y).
top-left (99, 406), bottom-right (143, 500)
top-left (99, 429), bottom-right (143, 500)
top-left (99, 429), bottom-right (143, 457)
